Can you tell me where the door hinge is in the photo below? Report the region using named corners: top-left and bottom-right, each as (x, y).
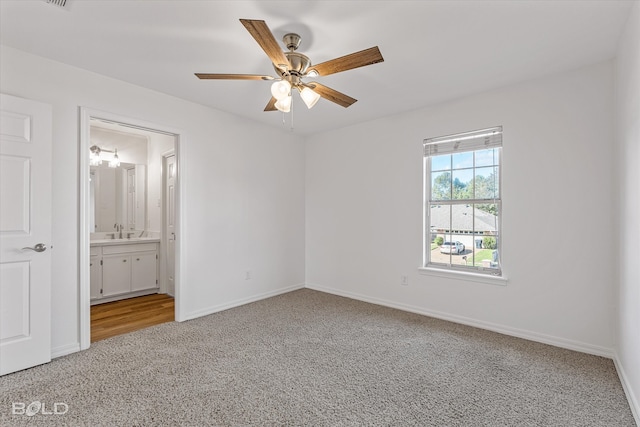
top-left (156, 279), bottom-right (158, 284)
top-left (100, 260), bottom-right (103, 266)
top-left (100, 289), bottom-right (103, 294)
top-left (156, 254), bottom-right (158, 259)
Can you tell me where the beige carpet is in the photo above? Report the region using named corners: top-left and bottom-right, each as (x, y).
top-left (0, 289), bottom-right (635, 426)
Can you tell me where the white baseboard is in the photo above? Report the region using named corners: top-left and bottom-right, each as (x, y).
top-left (305, 283), bottom-right (614, 358)
top-left (51, 342), bottom-right (81, 359)
top-left (181, 283), bottom-right (305, 321)
top-left (613, 352), bottom-right (640, 425)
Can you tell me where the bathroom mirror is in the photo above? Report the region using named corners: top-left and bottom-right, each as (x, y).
top-left (90, 163), bottom-right (147, 232)
top-left (89, 120), bottom-right (149, 233)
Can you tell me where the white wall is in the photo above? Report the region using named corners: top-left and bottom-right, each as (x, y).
top-left (0, 46), bottom-right (306, 355)
top-left (615, 1), bottom-right (640, 420)
top-left (306, 61), bottom-right (615, 355)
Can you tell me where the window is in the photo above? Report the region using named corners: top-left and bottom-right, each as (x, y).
top-left (424, 127), bottom-right (502, 276)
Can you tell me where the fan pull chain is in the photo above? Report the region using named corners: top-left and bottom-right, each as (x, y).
top-left (290, 95), bottom-right (294, 131)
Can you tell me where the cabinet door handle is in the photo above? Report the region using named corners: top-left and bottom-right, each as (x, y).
top-left (136, 258), bottom-right (140, 261)
top-left (123, 259), bottom-right (127, 263)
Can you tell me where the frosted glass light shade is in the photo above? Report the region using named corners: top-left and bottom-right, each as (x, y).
top-left (108, 149), bottom-right (120, 168)
top-left (89, 152), bottom-right (102, 166)
top-left (300, 87), bottom-right (321, 109)
top-left (274, 95), bottom-right (292, 112)
top-left (89, 145), bottom-right (102, 166)
top-left (271, 80), bottom-right (291, 101)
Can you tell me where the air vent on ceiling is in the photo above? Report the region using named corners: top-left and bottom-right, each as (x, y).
top-left (43, 0), bottom-right (70, 10)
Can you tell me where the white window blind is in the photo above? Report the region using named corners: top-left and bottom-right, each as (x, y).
top-left (424, 126), bottom-right (502, 157)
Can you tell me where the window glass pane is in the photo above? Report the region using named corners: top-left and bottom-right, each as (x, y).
top-left (431, 171), bottom-right (451, 200)
top-left (471, 203), bottom-right (499, 269)
top-left (474, 167), bottom-right (498, 199)
top-left (475, 148), bottom-right (498, 167)
top-left (452, 151), bottom-right (473, 169)
top-left (431, 154), bottom-right (451, 172)
top-left (448, 208), bottom-right (469, 265)
top-left (452, 169), bottom-right (473, 200)
top-left (429, 205), bottom-right (450, 264)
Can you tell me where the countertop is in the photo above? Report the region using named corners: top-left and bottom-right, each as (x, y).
top-left (90, 237), bottom-right (160, 246)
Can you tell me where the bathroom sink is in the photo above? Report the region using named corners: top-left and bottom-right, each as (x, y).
top-left (90, 237), bottom-right (160, 245)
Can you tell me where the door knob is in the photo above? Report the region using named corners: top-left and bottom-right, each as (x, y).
top-left (22, 243), bottom-right (47, 252)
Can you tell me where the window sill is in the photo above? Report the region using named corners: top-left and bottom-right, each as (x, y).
top-left (418, 267), bottom-right (508, 286)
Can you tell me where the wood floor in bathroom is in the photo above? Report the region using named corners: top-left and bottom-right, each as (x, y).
top-left (91, 293), bottom-right (175, 342)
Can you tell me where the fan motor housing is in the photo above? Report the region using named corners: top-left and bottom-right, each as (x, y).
top-left (285, 52), bottom-right (310, 75)
top-left (273, 52), bottom-right (311, 78)
top-left (273, 33), bottom-right (311, 77)
top-left (283, 33), bottom-right (302, 51)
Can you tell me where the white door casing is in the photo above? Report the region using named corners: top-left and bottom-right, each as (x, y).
top-left (164, 154), bottom-right (176, 297)
top-left (0, 94), bottom-right (52, 375)
top-left (80, 108), bottom-right (183, 349)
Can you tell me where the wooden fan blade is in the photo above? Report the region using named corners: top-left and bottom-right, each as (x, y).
top-left (264, 97), bottom-right (278, 111)
top-left (240, 19), bottom-right (289, 70)
top-left (195, 73), bottom-right (274, 80)
top-left (310, 46), bottom-right (384, 77)
top-left (307, 82), bottom-right (357, 108)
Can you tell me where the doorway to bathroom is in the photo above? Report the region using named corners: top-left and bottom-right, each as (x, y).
top-left (79, 108), bottom-right (182, 348)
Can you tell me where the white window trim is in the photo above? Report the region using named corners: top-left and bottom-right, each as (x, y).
top-left (423, 126), bottom-right (503, 278)
top-left (418, 266), bottom-right (508, 286)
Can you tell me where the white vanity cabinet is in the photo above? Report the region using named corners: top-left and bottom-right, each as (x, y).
top-left (89, 246), bottom-right (103, 300)
top-left (90, 241), bottom-right (159, 304)
top-left (131, 251), bottom-right (158, 291)
top-left (102, 254), bottom-right (133, 297)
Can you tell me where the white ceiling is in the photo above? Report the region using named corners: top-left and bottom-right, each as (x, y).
top-left (0, 0), bottom-right (634, 136)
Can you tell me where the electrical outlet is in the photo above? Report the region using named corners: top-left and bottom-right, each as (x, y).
top-left (245, 270), bottom-right (252, 280)
top-left (400, 275), bottom-right (409, 286)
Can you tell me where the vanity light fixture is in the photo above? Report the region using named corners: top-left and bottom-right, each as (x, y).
top-left (89, 145), bottom-right (102, 166)
top-left (108, 148), bottom-right (120, 168)
top-left (89, 144), bottom-right (120, 168)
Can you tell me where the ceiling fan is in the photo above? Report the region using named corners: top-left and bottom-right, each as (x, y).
top-left (195, 19), bottom-right (384, 113)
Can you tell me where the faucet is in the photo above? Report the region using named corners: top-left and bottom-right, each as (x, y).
top-left (114, 223), bottom-right (123, 239)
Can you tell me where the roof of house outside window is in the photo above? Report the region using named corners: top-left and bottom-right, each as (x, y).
top-left (430, 204), bottom-right (498, 233)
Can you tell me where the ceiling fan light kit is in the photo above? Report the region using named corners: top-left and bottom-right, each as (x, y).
top-left (300, 86), bottom-right (321, 109)
top-left (274, 95), bottom-right (292, 113)
top-left (196, 19), bottom-right (384, 118)
top-left (270, 80), bottom-right (291, 101)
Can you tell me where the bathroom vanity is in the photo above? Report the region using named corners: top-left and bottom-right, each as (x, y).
top-left (90, 237), bottom-right (160, 304)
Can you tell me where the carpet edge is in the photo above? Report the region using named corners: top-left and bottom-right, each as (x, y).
top-left (304, 282), bottom-right (615, 358)
top-left (613, 352), bottom-right (640, 426)
top-left (180, 283), bottom-right (305, 321)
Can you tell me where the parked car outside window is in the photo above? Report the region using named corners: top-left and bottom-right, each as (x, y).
top-left (440, 241), bottom-right (465, 254)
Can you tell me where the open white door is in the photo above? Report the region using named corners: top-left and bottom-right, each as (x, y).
top-left (0, 94), bottom-right (52, 375)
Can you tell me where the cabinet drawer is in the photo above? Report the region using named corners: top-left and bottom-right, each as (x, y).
top-left (102, 243), bottom-right (157, 255)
